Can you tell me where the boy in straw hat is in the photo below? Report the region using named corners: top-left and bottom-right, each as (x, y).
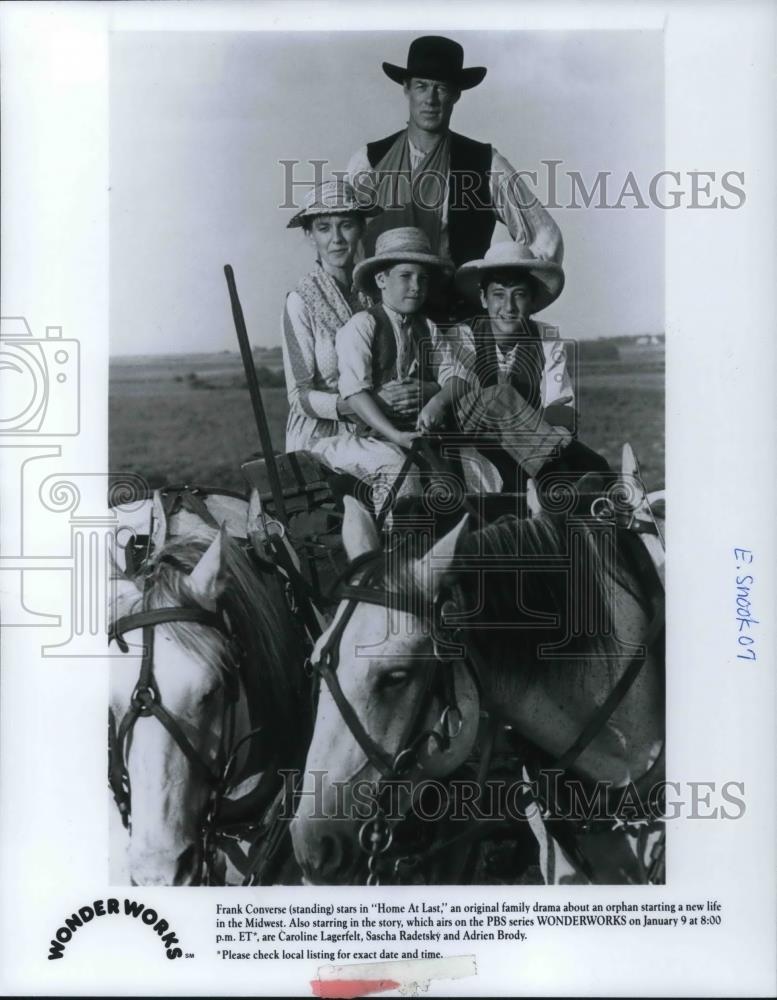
top-left (317, 225), bottom-right (462, 500)
top-left (415, 241), bottom-right (610, 495)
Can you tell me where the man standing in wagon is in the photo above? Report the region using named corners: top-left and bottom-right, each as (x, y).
top-left (346, 35), bottom-right (564, 320)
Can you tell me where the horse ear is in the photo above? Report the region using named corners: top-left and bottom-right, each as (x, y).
top-left (412, 515), bottom-right (468, 599)
top-left (151, 490), bottom-right (168, 551)
top-left (621, 442), bottom-right (638, 482)
top-left (342, 496), bottom-right (379, 560)
top-left (186, 526), bottom-right (228, 611)
top-left (247, 488), bottom-right (267, 550)
top-left (247, 488), bottom-right (263, 532)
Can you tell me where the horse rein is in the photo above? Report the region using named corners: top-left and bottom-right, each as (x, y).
top-left (108, 572), bottom-right (261, 883)
top-left (307, 548), bottom-right (489, 884)
top-left (307, 500), bottom-right (665, 885)
top-left (109, 602), bottom-right (241, 792)
top-left (108, 486), bottom-right (275, 883)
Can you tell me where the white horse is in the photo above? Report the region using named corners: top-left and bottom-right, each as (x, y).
top-left (291, 463), bottom-right (665, 885)
top-left (109, 490), bottom-right (308, 885)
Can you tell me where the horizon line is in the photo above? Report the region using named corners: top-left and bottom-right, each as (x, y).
top-left (108, 330), bottom-right (666, 360)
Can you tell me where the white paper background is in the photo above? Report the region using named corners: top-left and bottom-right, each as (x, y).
top-left (1, 1), bottom-right (775, 996)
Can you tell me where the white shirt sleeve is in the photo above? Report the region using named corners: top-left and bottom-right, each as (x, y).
top-left (490, 147), bottom-right (565, 265)
top-left (336, 312), bottom-right (376, 399)
top-left (345, 146), bottom-right (375, 203)
top-left (281, 291), bottom-right (340, 422)
top-left (429, 323), bottom-right (479, 388)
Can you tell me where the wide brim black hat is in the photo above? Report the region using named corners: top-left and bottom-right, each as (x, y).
top-left (382, 35), bottom-right (487, 91)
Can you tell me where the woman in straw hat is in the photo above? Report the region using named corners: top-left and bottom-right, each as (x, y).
top-left (282, 180), bottom-right (442, 457)
top-left (281, 179), bottom-right (382, 454)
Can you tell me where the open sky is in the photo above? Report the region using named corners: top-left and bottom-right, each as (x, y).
top-left (110, 30), bottom-right (663, 355)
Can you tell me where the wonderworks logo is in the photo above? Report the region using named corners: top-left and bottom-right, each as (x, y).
top-left (47, 897), bottom-right (187, 961)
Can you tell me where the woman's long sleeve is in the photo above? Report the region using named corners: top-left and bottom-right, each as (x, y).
top-left (281, 291), bottom-right (340, 422)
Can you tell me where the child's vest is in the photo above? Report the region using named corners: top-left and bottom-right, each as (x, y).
top-left (367, 305), bottom-right (435, 389)
top-left (467, 315), bottom-right (544, 412)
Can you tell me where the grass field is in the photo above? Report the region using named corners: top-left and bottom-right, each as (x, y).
top-left (109, 352), bottom-right (664, 494)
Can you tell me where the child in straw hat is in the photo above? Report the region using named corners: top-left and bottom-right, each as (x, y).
top-left (416, 241), bottom-right (609, 495)
top-left (306, 226), bottom-right (461, 501)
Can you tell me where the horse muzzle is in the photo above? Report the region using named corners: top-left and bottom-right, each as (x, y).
top-left (128, 842), bottom-right (203, 886)
top-left (290, 815), bottom-right (368, 886)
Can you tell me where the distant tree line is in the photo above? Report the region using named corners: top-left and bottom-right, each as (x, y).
top-left (178, 366), bottom-right (286, 390)
top-left (253, 365), bottom-right (286, 388)
top-left (577, 340), bottom-right (620, 362)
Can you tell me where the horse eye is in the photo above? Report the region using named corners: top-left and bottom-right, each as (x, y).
top-left (199, 685), bottom-right (221, 706)
top-left (380, 668), bottom-right (411, 689)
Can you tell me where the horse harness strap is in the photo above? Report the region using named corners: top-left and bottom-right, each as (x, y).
top-left (111, 485), bottom-right (299, 884)
top-left (554, 523), bottom-right (665, 770)
top-left (551, 600), bottom-right (664, 774)
top-left (312, 551), bottom-right (490, 778)
top-left (110, 606), bottom-right (225, 650)
top-left (316, 656), bottom-right (395, 776)
top-left (516, 521), bottom-right (666, 882)
top-left (324, 535), bottom-right (662, 789)
top-left (110, 603), bottom-right (239, 795)
top-left (312, 492), bottom-right (665, 882)
top-left (109, 591), bottom-right (281, 884)
top-left (261, 532), bottom-right (325, 642)
top-left (313, 556), bottom-right (410, 777)
top-left (157, 485), bottom-right (221, 529)
top-left (376, 437), bottom-right (484, 528)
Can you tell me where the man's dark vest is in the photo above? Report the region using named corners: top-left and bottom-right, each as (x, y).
top-left (366, 130), bottom-right (496, 267)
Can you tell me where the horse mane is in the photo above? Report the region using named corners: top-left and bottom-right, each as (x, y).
top-left (128, 528), bottom-right (307, 762)
top-left (382, 512), bottom-right (633, 685)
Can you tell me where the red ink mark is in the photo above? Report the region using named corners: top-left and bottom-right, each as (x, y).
top-left (310, 977), bottom-right (400, 999)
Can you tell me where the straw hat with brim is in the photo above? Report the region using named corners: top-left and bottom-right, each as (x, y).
top-left (455, 243), bottom-right (565, 313)
top-left (287, 179), bottom-right (382, 229)
top-left (353, 227), bottom-right (453, 294)
top-left (383, 35), bottom-right (486, 90)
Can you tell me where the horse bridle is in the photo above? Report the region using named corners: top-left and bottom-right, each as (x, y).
top-left (307, 510), bottom-right (665, 885)
top-left (108, 570), bottom-right (262, 880)
top-left (108, 487), bottom-right (275, 883)
top-left (308, 548), bottom-right (489, 885)
top-left (109, 600), bottom-right (240, 792)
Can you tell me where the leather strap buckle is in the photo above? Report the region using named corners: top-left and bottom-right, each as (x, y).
top-left (131, 683), bottom-right (158, 714)
top-left (590, 496), bottom-right (616, 521)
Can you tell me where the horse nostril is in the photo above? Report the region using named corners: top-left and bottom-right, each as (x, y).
top-left (315, 831), bottom-right (359, 882)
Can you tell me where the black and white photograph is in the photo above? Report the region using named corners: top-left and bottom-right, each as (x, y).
top-left (108, 27), bottom-right (666, 890)
top-left (0, 2), bottom-right (774, 997)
